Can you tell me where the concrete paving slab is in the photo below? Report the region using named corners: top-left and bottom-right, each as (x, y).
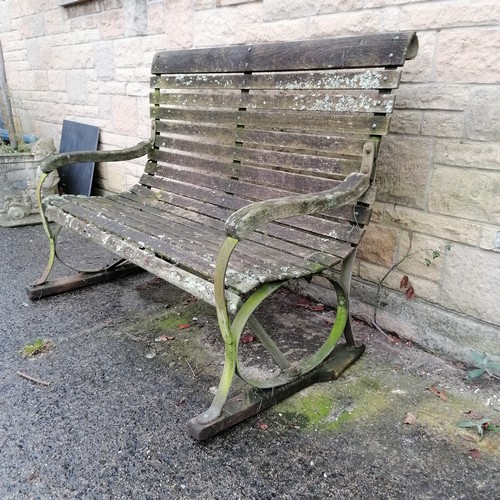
top-left (0, 224), bottom-right (499, 499)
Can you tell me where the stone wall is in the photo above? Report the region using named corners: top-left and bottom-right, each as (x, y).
top-left (1, 0), bottom-right (498, 363)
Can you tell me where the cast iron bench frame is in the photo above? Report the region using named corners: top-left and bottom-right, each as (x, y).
top-left (28, 32), bottom-right (418, 440)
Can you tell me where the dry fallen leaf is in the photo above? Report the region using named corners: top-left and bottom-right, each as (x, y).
top-left (469, 448), bottom-right (481, 459)
top-left (294, 297), bottom-right (311, 308)
top-left (464, 410), bottom-right (483, 420)
top-left (155, 335), bottom-right (175, 342)
top-left (405, 285), bottom-right (415, 301)
top-left (458, 433), bottom-right (477, 443)
top-left (309, 304), bottom-right (325, 311)
top-left (258, 422), bottom-right (269, 431)
top-left (403, 412), bottom-right (417, 425)
top-left (177, 323), bottom-right (191, 330)
top-left (427, 386), bottom-right (448, 401)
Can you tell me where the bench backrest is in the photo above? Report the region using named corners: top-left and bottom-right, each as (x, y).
top-left (142, 33), bottom-right (417, 248)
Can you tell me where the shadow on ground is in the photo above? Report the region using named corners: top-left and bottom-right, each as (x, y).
top-left (1, 225), bottom-right (499, 499)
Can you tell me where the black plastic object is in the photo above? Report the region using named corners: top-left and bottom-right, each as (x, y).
top-left (58, 120), bottom-right (99, 196)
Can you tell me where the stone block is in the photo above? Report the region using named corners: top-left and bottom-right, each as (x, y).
top-left (357, 223), bottom-right (398, 267)
top-left (98, 94), bottom-right (112, 120)
top-left (147, 2), bottom-right (166, 35)
top-left (376, 135), bottom-right (432, 210)
top-left (381, 7), bottom-right (400, 32)
top-left (52, 44), bottom-right (95, 70)
top-left (358, 261), bottom-right (440, 303)
top-left (395, 84), bottom-right (469, 111)
top-left (44, 8), bottom-right (65, 35)
top-left (69, 13), bottom-right (99, 31)
top-left (114, 38), bottom-right (144, 68)
top-left (396, 232), bottom-right (446, 283)
top-left (66, 70), bottom-right (89, 105)
top-left (348, 278), bottom-right (500, 362)
top-left (308, 10), bottom-right (382, 38)
top-left (88, 80), bottom-right (127, 96)
top-left (400, 0), bottom-right (500, 31)
top-left (364, 0), bottom-right (426, 6)
top-left (98, 10), bottom-right (125, 39)
top-left (237, 18), bottom-right (310, 45)
top-left (406, 0), bottom-right (500, 30)
top-left (193, 2), bottom-right (263, 46)
top-left (435, 140), bottom-right (500, 171)
top-left (111, 96), bottom-right (138, 135)
top-left (103, 0), bottom-right (123, 10)
top-left (123, 0), bottom-right (148, 36)
top-left (0, 2), bottom-right (12, 33)
top-left (421, 111), bottom-right (464, 139)
top-left (429, 166), bottom-right (500, 225)
top-left (9, 1), bottom-right (39, 19)
top-left (401, 31), bottom-right (436, 84)
top-left (25, 39), bottom-right (42, 69)
top-left (380, 203), bottom-right (481, 246)
top-left (166, 0), bottom-right (193, 48)
top-left (217, 0), bottom-right (261, 6)
top-left (94, 41), bottom-right (116, 81)
top-left (480, 226), bottom-right (500, 253)
top-left (15, 14), bottom-right (45, 39)
top-left (390, 110), bottom-right (422, 135)
top-left (465, 87), bottom-right (500, 141)
top-left (194, 0), bottom-right (216, 9)
top-left (263, 0), bottom-right (362, 22)
top-left (436, 28), bottom-right (500, 84)
top-left (440, 244), bottom-right (500, 325)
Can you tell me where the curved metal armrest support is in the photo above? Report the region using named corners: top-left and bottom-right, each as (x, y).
top-left (35, 139), bottom-right (152, 274)
top-left (40, 140), bottom-right (152, 174)
top-left (225, 172), bottom-right (370, 241)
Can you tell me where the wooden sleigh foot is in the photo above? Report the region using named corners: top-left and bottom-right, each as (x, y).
top-left (187, 343), bottom-right (365, 441)
top-left (26, 261), bottom-right (142, 299)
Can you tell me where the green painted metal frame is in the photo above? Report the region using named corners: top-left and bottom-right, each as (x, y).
top-left (28, 141), bottom-right (152, 296)
top-left (194, 234), bottom-right (360, 431)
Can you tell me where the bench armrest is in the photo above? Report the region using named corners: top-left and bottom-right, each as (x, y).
top-left (225, 172), bottom-right (370, 240)
top-left (40, 140), bottom-right (152, 174)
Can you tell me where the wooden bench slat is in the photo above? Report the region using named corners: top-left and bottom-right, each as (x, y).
top-left (152, 107), bottom-right (390, 135)
top-left (151, 69), bottom-right (402, 90)
top-left (152, 89), bottom-right (395, 114)
top-left (234, 147), bottom-right (361, 178)
top-left (153, 136), bottom-right (361, 178)
top-left (154, 121), bottom-right (236, 144)
top-left (150, 146), bottom-right (356, 185)
top-left (151, 90), bottom-right (243, 108)
top-left (155, 124), bottom-right (370, 159)
top-left (146, 160), bottom-right (340, 198)
top-left (152, 33), bottom-right (416, 73)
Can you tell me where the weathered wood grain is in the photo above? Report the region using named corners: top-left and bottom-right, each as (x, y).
top-left (151, 69), bottom-right (402, 91)
top-left (152, 32), bottom-right (417, 73)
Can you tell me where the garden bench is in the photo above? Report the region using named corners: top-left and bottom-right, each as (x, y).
top-left (28, 32), bottom-right (418, 440)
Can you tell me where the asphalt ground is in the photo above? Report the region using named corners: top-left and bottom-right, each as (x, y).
top-left (1, 224), bottom-right (499, 499)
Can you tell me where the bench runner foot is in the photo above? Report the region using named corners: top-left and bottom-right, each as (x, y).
top-left (26, 262), bottom-right (142, 299)
top-left (187, 343), bottom-right (365, 441)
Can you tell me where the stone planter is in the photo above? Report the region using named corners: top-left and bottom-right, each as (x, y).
top-left (0, 140), bottom-right (59, 227)
top-left (0, 153), bottom-right (40, 227)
